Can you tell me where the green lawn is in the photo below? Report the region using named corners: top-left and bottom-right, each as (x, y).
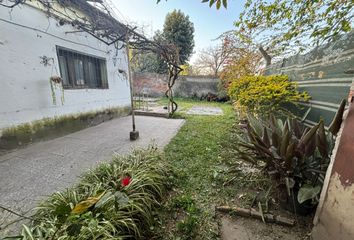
top-left (156, 98), bottom-right (254, 239)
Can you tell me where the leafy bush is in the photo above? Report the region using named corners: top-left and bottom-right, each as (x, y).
top-left (18, 146), bottom-right (171, 239)
top-left (228, 75), bottom-right (310, 115)
top-left (235, 100), bottom-right (346, 209)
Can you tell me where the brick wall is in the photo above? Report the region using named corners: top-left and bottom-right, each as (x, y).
top-left (132, 72), bottom-right (219, 98)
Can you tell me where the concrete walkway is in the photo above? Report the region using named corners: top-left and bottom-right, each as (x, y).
top-left (0, 116), bottom-right (184, 234)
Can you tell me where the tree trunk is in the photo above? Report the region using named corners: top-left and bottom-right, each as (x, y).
top-left (259, 46), bottom-right (272, 66)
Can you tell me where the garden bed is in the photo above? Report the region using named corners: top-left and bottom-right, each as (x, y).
top-left (11, 146), bottom-right (171, 239)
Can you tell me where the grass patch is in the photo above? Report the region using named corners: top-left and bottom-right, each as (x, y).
top-left (158, 97), bottom-right (216, 119)
top-left (157, 98), bottom-right (262, 239)
top-left (156, 98), bottom-right (312, 239)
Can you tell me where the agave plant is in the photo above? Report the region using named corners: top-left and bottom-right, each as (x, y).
top-left (235, 99), bottom-right (346, 209)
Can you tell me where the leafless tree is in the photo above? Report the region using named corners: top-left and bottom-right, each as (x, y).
top-left (193, 42), bottom-right (234, 77)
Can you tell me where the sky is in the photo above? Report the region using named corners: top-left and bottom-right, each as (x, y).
top-left (111, 0), bottom-right (245, 63)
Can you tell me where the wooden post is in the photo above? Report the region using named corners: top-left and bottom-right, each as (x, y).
top-left (216, 206), bottom-right (295, 227)
top-left (125, 36), bottom-right (139, 140)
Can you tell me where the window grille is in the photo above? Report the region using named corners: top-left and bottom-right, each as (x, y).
top-left (56, 46), bottom-right (108, 89)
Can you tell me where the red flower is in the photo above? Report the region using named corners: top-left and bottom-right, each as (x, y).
top-left (121, 176), bottom-right (131, 187)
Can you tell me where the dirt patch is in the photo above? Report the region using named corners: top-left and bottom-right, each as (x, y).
top-left (220, 215), bottom-right (311, 240)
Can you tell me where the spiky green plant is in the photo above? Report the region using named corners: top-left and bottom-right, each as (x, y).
top-left (17, 146), bottom-right (171, 239)
top-left (235, 100), bottom-right (346, 205)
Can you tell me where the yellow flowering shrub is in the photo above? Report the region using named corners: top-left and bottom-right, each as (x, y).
top-left (228, 75), bottom-right (310, 115)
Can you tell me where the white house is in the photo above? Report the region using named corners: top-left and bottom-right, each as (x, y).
top-left (0, 1), bottom-right (131, 136)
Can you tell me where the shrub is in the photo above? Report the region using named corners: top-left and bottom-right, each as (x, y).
top-left (18, 146), bottom-right (171, 239)
top-left (228, 75), bottom-right (310, 116)
top-left (235, 99), bottom-right (346, 211)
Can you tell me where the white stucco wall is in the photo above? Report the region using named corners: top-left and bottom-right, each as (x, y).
top-left (0, 4), bottom-right (131, 130)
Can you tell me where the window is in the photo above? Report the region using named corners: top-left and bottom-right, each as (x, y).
top-left (57, 46), bottom-right (108, 89)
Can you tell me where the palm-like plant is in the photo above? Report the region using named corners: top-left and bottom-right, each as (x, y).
top-left (235, 99), bottom-right (346, 209)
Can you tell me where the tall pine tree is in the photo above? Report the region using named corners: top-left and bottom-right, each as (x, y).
top-left (163, 10), bottom-right (195, 64)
